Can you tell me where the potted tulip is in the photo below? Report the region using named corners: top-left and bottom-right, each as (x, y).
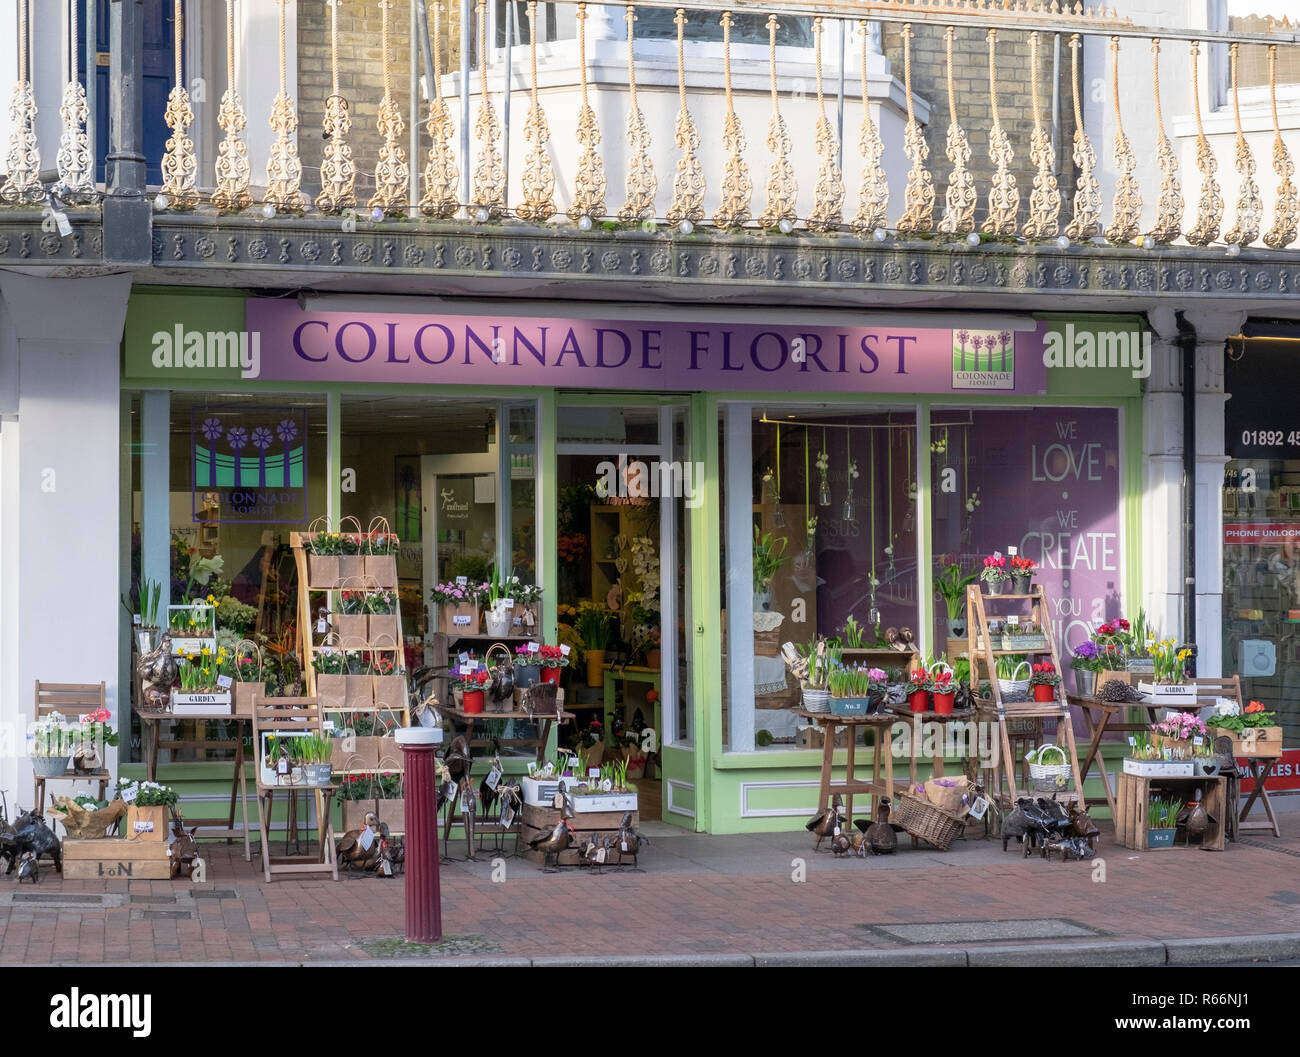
top-left (907, 669), bottom-right (930, 713)
top-left (1030, 662), bottom-right (1061, 703)
top-left (979, 553), bottom-right (1009, 595)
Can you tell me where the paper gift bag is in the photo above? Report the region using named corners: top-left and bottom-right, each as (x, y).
top-left (373, 674), bottom-right (408, 712)
top-left (126, 804), bottom-right (168, 841)
top-left (308, 554), bottom-right (340, 589)
top-left (440, 603), bottom-right (479, 635)
top-left (234, 681), bottom-right (265, 718)
top-left (345, 674), bottom-right (373, 710)
top-left (342, 798), bottom-right (378, 833)
top-left (316, 673), bottom-right (347, 712)
top-left (365, 555), bottom-right (398, 589)
top-left (336, 614), bottom-right (368, 649)
top-left (376, 798), bottom-right (405, 833)
top-left (368, 615), bottom-right (400, 646)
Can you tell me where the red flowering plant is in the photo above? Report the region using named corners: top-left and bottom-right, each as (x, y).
top-left (371, 653), bottom-right (397, 677)
top-left (979, 553), bottom-right (1009, 584)
top-left (1029, 662), bottom-right (1062, 686)
top-left (1009, 555), bottom-right (1037, 575)
top-left (907, 669), bottom-right (929, 692)
top-left (337, 773), bottom-right (375, 803)
top-left (457, 669), bottom-right (490, 693)
top-left (339, 590), bottom-right (367, 615)
top-left (928, 670), bottom-right (956, 695)
top-left (537, 644), bottom-right (569, 669)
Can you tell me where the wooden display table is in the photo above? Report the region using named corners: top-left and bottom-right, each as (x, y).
top-left (1115, 771), bottom-right (1226, 851)
top-left (134, 707), bottom-right (253, 863)
top-left (885, 704), bottom-right (977, 788)
top-left (1238, 754), bottom-right (1284, 838)
top-left (794, 709), bottom-right (901, 830)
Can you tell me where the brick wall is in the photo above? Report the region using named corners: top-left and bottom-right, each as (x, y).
top-left (881, 23), bottom-right (1081, 229)
top-left (297, 1), bottom-right (462, 199)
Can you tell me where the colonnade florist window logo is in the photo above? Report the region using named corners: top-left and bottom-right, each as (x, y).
top-left (951, 329), bottom-right (1015, 390)
top-left (50, 989), bottom-right (151, 1037)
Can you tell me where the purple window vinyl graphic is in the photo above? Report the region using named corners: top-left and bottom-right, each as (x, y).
top-left (191, 406), bottom-right (309, 524)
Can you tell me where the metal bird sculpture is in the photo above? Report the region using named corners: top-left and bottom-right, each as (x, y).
top-left (137, 633), bottom-right (178, 713)
top-left (854, 797), bottom-right (898, 855)
top-left (337, 812), bottom-right (382, 872)
top-left (479, 743), bottom-right (504, 822)
top-left (1178, 789), bottom-right (1218, 848)
top-left (806, 793), bottom-right (844, 852)
top-left (612, 811), bottom-right (649, 868)
top-left (16, 851), bottom-right (38, 884)
top-left (528, 817), bottom-right (575, 872)
top-left (582, 834), bottom-right (611, 874)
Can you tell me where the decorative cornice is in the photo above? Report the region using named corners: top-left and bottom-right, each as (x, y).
top-left (0, 214), bottom-right (1298, 309)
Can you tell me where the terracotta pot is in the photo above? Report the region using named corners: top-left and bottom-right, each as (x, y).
top-left (585, 650), bottom-right (606, 688)
top-left (462, 689), bottom-right (485, 714)
top-left (645, 649), bottom-right (662, 669)
top-left (909, 689), bottom-right (930, 713)
top-left (932, 691), bottom-right (955, 715)
top-left (541, 666), bottom-right (562, 685)
top-left (1033, 683), bottom-right (1056, 702)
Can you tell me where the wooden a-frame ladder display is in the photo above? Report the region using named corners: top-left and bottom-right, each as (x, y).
top-left (965, 583), bottom-right (1086, 807)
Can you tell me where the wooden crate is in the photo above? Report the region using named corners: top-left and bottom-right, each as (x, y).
top-left (1115, 772), bottom-right (1225, 852)
top-left (1224, 727), bottom-right (1284, 758)
top-left (62, 838), bottom-right (173, 880)
top-left (520, 802), bottom-right (640, 867)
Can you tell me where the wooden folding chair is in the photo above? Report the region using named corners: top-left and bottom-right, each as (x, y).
top-left (33, 681), bottom-right (110, 816)
top-left (251, 696), bottom-right (339, 882)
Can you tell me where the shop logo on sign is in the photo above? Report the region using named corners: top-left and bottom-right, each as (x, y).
top-left (191, 407), bottom-right (308, 523)
top-left (951, 329), bottom-right (1015, 390)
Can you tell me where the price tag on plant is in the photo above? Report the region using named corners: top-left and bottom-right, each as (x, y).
top-left (1007, 615), bottom-right (1020, 626)
top-left (1193, 736), bottom-right (1203, 746)
top-left (133, 614), bottom-right (141, 625)
top-left (1128, 735), bottom-right (1136, 746)
top-left (459, 664), bottom-right (472, 676)
top-left (1007, 546), bottom-right (1017, 557)
top-left (528, 641), bottom-right (540, 653)
top-left (502, 598), bottom-right (514, 608)
top-left (456, 576), bottom-right (468, 586)
top-left (588, 768), bottom-right (600, 779)
top-left (216, 675), bottom-right (233, 689)
top-left (560, 644), bottom-right (571, 657)
top-left (120, 784), bottom-right (137, 803)
top-left (458, 652), bottom-right (469, 664)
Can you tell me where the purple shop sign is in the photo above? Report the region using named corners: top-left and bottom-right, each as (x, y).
top-left (245, 299), bottom-right (1049, 394)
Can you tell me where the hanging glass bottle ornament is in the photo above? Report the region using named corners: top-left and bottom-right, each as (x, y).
top-left (762, 467), bottom-right (779, 505)
top-left (842, 437), bottom-right (858, 525)
top-left (842, 492), bottom-right (855, 523)
top-left (816, 429), bottom-right (831, 506)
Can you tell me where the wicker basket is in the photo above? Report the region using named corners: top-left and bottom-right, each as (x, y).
top-left (1027, 744), bottom-right (1073, 786)
top-left (892, 793), bottom-right (964, 852)
top-left (997, 662), bottom-right (1031, 702)
top-left (801, 688), bottom-right (831, 714)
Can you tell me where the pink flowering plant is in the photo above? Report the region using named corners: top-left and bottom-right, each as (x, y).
top-left (430, 581), bottom-right (482, 606)
top-left (1150, 711), bottom-right (1207, 742)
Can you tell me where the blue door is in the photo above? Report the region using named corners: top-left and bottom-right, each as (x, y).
top-left (79, 0), bottom-right (176, 185)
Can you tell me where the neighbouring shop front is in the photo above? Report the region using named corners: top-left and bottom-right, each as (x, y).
top-left (118, 289), bottom-right (1144, 834)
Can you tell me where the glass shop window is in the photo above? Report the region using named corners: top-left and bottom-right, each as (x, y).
top-left (929, 407), bottom-right (1123, 697)
top-left (723, 404), bottom-right (918, 752)
top-left (123, 392), bottom-right (329, 764)
top-left (340, 395), bottom-right (539, 661)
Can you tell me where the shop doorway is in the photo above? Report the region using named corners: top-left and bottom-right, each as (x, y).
top-left (557, 404), bottom-right (692, 822)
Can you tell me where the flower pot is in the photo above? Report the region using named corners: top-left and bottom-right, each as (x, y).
top-left (984, 578), bottom-right (1007, 596)
top-left (947, 617), bottom-right (967, 639)
top-left (303, 763), bottom-right (333, 786)
top-left (541, 666), bottom-right (562, 685)
top-left (135, 628), bottom-right (157, 654)
top-left (753, 589), bottom-right (772, 612)
top-left (462, 689), bottom-right (485, 714)
top-left (585, 650), bottom-right (606, 688)
top-left (932, 690), bottom-right (955, 715)
top-left (1032, 683), bottom-right (1056, 703)
top-left (31, 756), bottom-right (70, 778)
top-left (801, 688), bottom-right (830, 714)
top-left (645, 649), bottom-right (662, 669)
top-left (1074, 669), bottom-right (1098, 698)
top-left (909, 689), bottom-right (930, 713)
top-left (515, 665), bottom-right (541, 689)
top-left (126, 804), bottom-right (167, 841)
top-left (1010, 574), bottom-right (1032, 594)
top-left (485, 607), bottom-right (512, 638)
top-left (1147, 828), bottom-right (1177, 849)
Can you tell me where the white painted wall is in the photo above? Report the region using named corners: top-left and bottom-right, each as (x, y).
top-left (0, 272), bottom-right (132, 809)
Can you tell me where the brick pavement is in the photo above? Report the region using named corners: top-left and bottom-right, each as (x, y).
top-left (3, 820), bottom-right (1299, 964)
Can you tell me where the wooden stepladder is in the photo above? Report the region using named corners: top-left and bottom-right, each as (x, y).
top-left (965, 584), bottom-right (1086, 808)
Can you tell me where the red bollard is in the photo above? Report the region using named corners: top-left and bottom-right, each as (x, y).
top-left (395, 728), bottom-right (443, 942)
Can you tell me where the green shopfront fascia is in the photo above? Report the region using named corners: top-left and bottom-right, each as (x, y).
top-left (120, 289), bottom-right (1144, 832)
